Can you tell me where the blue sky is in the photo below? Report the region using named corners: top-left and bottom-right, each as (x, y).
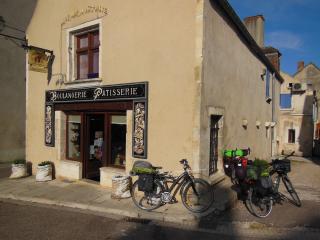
top-left (228, 0), bottom-right (320, 75)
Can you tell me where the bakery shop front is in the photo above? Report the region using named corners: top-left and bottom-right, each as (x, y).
top-left (44, 82), bottom-right (148, 183)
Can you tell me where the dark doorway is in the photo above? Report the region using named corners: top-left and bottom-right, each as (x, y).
top-left (85, 114), bottom-right (104, 181)
top-left (209, 115), bottom-right (222, 175)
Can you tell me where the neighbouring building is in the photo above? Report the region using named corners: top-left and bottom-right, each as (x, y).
top-left (278, 71), bottom-right (314, 156)
top-left (0, 0), bottom-right (37, 163)
top-left (25, 0), bottom-right (282, 186)
top-left (293, 62), bottom-right (320, 156)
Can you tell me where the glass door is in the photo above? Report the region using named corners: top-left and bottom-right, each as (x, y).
top-left (85, 114), bottom-right (105, 181)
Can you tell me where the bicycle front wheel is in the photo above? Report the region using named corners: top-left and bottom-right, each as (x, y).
top-left (247, 187), bottom-right (273, 218)
top-left (282, 175), bottom-right (302, 207)
top-left (131, 180), bottom-right (162, 211)
top-left (181, 178), bottom-right (214, 213)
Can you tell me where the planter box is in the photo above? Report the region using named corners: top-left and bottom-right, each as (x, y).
top-left (36, 164), bottom-right (52, 182)
top-left (9, 164), bottom-right (27, 179)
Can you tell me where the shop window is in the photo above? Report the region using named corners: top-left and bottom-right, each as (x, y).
top-left (288, 129), bottom-right (295, 143)
top-left (76, 30), bottom-right (99, 79)
top-left (66, 114), bottom-right (82, 161)
top-left (280, 94), bottom-right (292, 109)
top-left (110, 115), bottom-right (127, 168)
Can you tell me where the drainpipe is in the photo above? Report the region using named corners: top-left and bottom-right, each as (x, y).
top-left (271, 73), bottom-right (276, 156)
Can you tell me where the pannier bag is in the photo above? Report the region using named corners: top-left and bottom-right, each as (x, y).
top-left (131, 160), bottom-right (156, 175)
top-left (246, 165), bottom-right (258, 180)
top-left (257, 176), bottom-right (273, 195)
top-left (138, 174), bottom-right (154, 192)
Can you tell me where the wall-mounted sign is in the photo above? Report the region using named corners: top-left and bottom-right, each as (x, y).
top-left (46, 83), bottom-right (147, 103)
top-left (28, 49), bottom-right (51, 73)
top-left (45, 82), bottom-right (148, 159)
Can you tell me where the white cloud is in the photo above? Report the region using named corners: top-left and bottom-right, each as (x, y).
top-left (265, 31), bottom-right (303, 50)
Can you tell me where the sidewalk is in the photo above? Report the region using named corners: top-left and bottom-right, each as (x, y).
top-left (0, 169), bottom-right (237, 226)
top-left (1, 159), bottom-right (320, 238)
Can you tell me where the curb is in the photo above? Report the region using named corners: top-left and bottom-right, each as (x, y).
top-left (1, 194), bottom-right (319, 238)
top-left (0, 193), bottom-right (197, 226)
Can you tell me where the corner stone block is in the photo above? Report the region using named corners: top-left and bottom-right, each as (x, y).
top-left (58, 160), bottom-right (82, 180)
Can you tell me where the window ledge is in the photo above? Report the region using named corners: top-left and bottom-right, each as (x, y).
top-left (280, 108), bottom-right (294, 111)
top-left (64, 78), bottom-right (102, 88)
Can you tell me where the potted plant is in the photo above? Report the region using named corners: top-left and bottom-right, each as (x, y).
top-left (36, 161), bottom-right (53, 182)
top-left (9, 159), bottom-right (28, 179)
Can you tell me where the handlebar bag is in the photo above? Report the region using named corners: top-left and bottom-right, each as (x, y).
top-left (138, 174), bottom-right (154, 192)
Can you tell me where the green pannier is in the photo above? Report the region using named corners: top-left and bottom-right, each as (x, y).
top-left (223, 149), bottom-right (249, 157)
top-left (246, 159), bottom-right (270, 180)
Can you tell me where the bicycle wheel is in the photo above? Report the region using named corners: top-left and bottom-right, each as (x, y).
top-left (181, 178), bottom-right (214, 213)
top-left (131, 180), bottom-right (162, 211)
top-left (282, 175), bottom-right (302, 207)
top-left (247, 187), bottom-right (273, 218)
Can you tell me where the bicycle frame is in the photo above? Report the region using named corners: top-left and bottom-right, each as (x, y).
top-left (156, 171), bottom-right (193, 199)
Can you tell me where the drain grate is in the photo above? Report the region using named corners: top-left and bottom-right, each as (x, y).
top-left (123, 217), bottom-right (151, 224)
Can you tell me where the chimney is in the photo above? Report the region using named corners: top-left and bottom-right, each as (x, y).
top-left (263, 47), bottom-right (281, 72)
top-left (244, 15), bottom-right (265, 48)
top-left (297, 61), bottom-right (304, 72)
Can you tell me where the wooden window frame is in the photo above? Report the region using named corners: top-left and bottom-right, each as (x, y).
top-left (288, 129), bottom-right (295, 143)
top-left (76, 30), bottom-right (99, 80)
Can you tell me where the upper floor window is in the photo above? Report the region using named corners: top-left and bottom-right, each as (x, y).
top-left (265, 69), bottom-right (271, 101)
top-left (288, 129), bottom-right (295, 143)
top-left (76, 30), bottom-right (99, 79)
top-left (67, 19), bottom-right (101, 83)
top-left (280, 94), bottom-right (292, 109)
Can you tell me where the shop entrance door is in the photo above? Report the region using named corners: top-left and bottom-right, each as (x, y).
top-left (84, 112), bottom-right (127, 181)
top-left (85, 114), bottom-right (105, 181)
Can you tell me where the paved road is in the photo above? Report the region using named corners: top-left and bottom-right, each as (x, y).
top-left (0, 200), bottom-right (258, 240)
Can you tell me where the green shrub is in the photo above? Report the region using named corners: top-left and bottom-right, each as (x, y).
top-left (13, 159), bottom-right (26, 165)
top-left (253, 159), bottom-right (270, 177)
top-left (38, 161), bottom-right (52, 166)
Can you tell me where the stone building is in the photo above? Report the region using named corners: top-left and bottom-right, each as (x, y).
top-left (293, 62), bottom-right (320, 155)
top-left (25, 0), bottom-right (282, 186)
top-left (0, 0), bottom-right (37, 163)
top-left (278, 70), bottom-right (314, 156)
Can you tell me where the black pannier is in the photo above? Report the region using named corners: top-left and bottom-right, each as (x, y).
top-left (138, 174), bottom-right (154, 192)
top-left (257, 176), bottom-right (273, 195)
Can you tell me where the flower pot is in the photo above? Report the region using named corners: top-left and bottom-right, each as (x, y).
top-left (36, 164), bottom-right (52, 182)
top-left (9, 164), bottom-right (27, 179)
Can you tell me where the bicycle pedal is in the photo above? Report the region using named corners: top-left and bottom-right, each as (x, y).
top-left (169, 198), bottom-right (178, 204)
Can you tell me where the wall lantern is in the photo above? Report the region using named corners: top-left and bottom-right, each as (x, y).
top-left (264, 122), bottom-right (270, 128)
top-left (256, 120), bottom-right (261, 128)
top-left (261, 69), bottom-right (266, 80)
top-left (242, 119), bottom-right (248, 129)
top-left (270, 122), bottom-right (276, 128)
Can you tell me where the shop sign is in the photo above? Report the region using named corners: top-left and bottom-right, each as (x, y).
top-left (28, 49), bottom-right (50, 73)
top-left (46, 83), bottom-right (147, 103)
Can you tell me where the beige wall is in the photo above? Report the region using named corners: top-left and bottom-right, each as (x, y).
top-left (279, 72), bottom-right (314, 156)
top-left (26, 0), bottom-right (199, 175)
top-left (0, 0), bottom-right (37, 162)
top-left (201, 0), bottom-right (281, 176)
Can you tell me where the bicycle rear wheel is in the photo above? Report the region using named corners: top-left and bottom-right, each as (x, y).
top-left (247, 187), bottom-right (273, 218)
top-left (181, 179), bottom-right (214, 213)
top-left (282, 175), bottom-right (301, 207)
top-left (131, 180), bottom-right (162, 211)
